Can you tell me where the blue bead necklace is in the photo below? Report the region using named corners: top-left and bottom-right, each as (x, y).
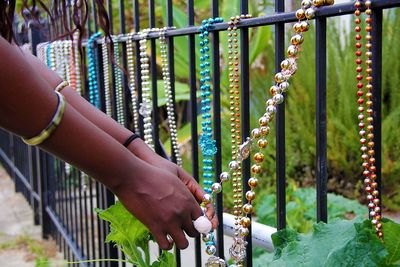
top-left (87, 32), bottom-right (102, 109)
top-left (198, 16), bottom-right (224, 263)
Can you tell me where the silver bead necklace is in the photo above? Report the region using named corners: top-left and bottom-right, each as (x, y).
top-left (138, 30), bottom-right (154, 150)
top-left (101, 38), bottom-right (113, 117)
top-left (159, 28), bottom-right (182, 166)
top-left (126, 33), bottom-right (140, 134)
top-left (113, 36), bottom-right (125, 125)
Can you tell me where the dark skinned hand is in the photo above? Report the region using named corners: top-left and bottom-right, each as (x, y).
top-left (112, 163), bottom-right (204, 250)
top-left (126, 139), bottom-right (218, 229)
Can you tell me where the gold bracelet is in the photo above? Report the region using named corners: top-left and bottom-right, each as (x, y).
top-left (23, 91), bottom-right (66, 146)
top-left (54, 81), bottom-right (69, 92)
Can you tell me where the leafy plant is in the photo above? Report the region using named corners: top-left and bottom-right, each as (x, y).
top-left (254, 218), bottom-right (400, 267)
top-left (95, 201), bottom-right (176, 267)
top-left (256, 185), bottom-right (367, 233)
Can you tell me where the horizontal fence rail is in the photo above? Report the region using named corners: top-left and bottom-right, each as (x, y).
top-left (0, 1), bottom-right (399, 267)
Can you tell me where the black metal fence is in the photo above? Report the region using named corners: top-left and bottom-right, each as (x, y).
top-left (1, 0), bottom-right (400, 267)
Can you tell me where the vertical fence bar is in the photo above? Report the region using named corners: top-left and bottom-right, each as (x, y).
top-left (166, 1), bottom-right (182, 265)
top-left (148, 0), bottom-right (161, 155)
top-left (134, 0), bottom-right (144, 137)
top-left (187, 0), bottom-right (202, 266)
top-left (119, 0), bottom-right (131, 129)
top-left (166, 0), bottom-right (177, 163)
top-left (240, 0), bottom-right (252, 266)
top-left (29, 27), bottom-right (42, 226)
top-left (275, 0), bottom-right (286, 230)
top-left (316, 16), bottom-right (328, 223)
top-left (92, 0), bottom-right (99, 33)
top-left (210, 0), bottom-right (224, 260)
top-left (371, 8), bottom-right (382, 206)
top-left (38, 151), bottom-right (52, 238)
top-left (78, 171), bottom-right (86, 258)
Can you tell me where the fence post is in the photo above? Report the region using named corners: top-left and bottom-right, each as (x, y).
top-left (29, 20), bottom-right (52, 237)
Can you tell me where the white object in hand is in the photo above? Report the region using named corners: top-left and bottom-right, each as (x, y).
top-left (193, 215), bottom-right (212, 234)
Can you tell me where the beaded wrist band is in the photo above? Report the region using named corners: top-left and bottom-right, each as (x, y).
top-left (23, 91), bottom-right (66, 146)
top-left (54, 81), bottom-right (69, 92)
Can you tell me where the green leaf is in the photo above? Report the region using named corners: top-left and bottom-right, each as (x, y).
top-left (157, 80), bottom-right (192, 107)
top-left (249, 26), bottom-right (271, 64)
top-left (267, 218), bottom-right (389, 267)
top-left (150, 251), bottom-right (176, 267)
top-left (95, 202), bottom-right (150, 265)
top-left (256, 187), bottom-right (366, 233)
top-left (382, 218), bottom-right (400, 264)
top-left (96, 202), bottom-right (176, 267)
top-left (324, 220), bottom-right (389, 267)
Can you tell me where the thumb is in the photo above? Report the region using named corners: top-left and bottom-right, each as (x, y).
top-left (178, 167), bottom-right (206, 204)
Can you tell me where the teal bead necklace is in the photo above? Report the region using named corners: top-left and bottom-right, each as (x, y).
top-left (198, 16), bottom-right (226, 266)
top-left (87, 32), bottom-right (102, 109)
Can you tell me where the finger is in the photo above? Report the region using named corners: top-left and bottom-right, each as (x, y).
top-left (178, 168), bottom-right (206, 204)
top-left (182, 217), bottom-right (198, 238)
top-left (169, 229), bottom-right (189, 250)
top-left (152, 230), bottom-right (173, 251)
top-left (205, 203), bottom-right (219, 229)
top-left (191, 203), bottom-right (204, 220)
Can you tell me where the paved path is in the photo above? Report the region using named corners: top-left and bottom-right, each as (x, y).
top-left (0, 167), bottom-right (62, 267)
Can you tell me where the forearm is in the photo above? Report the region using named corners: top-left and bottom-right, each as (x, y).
top-left (22, 47), bottom-right (158, 160)
top-left (0, 37), bottom-right (144, 191)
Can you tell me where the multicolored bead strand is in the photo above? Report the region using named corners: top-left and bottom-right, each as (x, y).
top-left (126, 33), bottom-right (140, 134)
top-left (354, 0), bottom-right (383, 238)
top-left (198, 16), bottom-right (225, 267)
top-left (113, 36), bottom-right (125, 125)
top-left (101, 39), bottom-right (113, 117)
top-left (199, 1), bottom-right (333, 265)
top-left (159, 28), bottom-right (182, 166)
top-left (138, 30), bottom-right (154, 150)
top-left (87, 32), bottom-right (102, 109)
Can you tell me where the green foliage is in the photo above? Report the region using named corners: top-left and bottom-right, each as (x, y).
top-left (107, 1), bottom-right (400, 210)
top-left (255, 218), bottom-right (400, 267)
top-left (256, 185), bottom-right (367, 233)
top-left (96, 202), bottom-right (175, 267)
top-left (156, 80), bottom-right (195, 107)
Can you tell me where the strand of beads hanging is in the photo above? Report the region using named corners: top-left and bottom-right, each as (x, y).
top-left (354, 0), bottom-right (382, 239)
top-left (113, 36), bottom-right (126, 126)
top-left (69, 40), bottom-right (77, 90)
top-left (73, 31), bottom-right (82, 95)
top-left (159, 28), bottom-right (183, 167)
top-left (205, 2), bottom-right (333, 266)
top-left (87, 32), bottom-right (102, 109)
top-left (63, 40), bottom-right (72, 85)
top-left (54, 41), bottom-right (63, 78)
top-left (101, 38), bottom-right (112, 117)
top-left (226, 14), bottom-right (252, 266)
top-left (47, 42), bottom-right (56, 71)
top-left (197, 16), bottom-right (226, 267)
top-left (126, 33), bottom-right (140, 134)
top-left (228, 14), bottom-right (253, 260)
top-left (138, 30), bottom-right (154, 150)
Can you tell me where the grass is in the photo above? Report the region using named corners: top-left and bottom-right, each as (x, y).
top-left (0, 235), bottom-right (59, 267)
